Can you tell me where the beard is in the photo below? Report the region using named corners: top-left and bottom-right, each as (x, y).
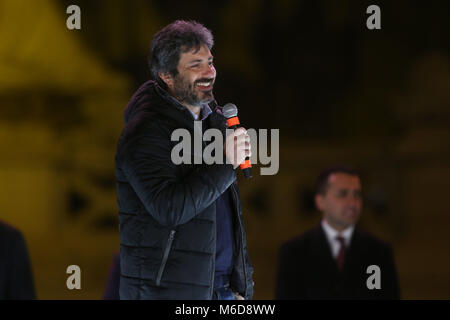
top-left (172, 74), bottom-right (215, 107)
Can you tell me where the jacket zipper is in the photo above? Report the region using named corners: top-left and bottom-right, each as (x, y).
top-left (230, 184), bottom-right (248, 297)
top-left (156, 230), bottom-right (176, 286)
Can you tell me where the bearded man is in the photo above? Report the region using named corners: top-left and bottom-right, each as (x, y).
top-left (115, 20), bottom-right (254, 300)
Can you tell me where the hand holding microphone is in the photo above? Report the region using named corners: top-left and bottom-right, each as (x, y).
top-left (224, 127), bottom-right (251, 168)
top-left (223, 103), bottom-right (252, 179)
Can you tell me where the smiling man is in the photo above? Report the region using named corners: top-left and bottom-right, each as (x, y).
top-left (115, 20), bottom-right (254, 300)
top-left (159, 44), bottom-right (216, 117)
top-left (275, 166), bottom-right (400, 299)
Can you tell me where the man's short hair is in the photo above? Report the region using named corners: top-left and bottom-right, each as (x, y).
top-left (149, 20), bottom-right (214, 89)
top-left (315, 165), bottom-right (361, 196)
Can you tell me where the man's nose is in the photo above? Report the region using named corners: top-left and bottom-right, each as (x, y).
top-left (202, 64), bottom-right (215, 78)
top-left (347, 196), bottom-right (360, 207)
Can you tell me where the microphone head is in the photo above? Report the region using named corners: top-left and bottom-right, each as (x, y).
top-left (222, 103), bottom-right (238, 119)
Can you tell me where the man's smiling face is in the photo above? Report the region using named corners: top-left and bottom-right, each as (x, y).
top-left (165, 44), bottom-right (216, 108)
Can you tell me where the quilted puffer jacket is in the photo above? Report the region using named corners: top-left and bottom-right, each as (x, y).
top-left (115, 80), bottom-right (254, 300)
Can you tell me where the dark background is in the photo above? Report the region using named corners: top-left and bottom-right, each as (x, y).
top-left (0, 0), bottom-right (449, 299)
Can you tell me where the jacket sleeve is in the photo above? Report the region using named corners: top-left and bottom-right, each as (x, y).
top-left (120, 127), bottom-right (237, 227)
top-left (275, 243), bottom-right (306, 299)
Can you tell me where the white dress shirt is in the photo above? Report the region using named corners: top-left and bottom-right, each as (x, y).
top-left (321, 219), bottom-right (354, 259)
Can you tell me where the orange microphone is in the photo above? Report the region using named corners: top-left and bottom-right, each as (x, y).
top-left (223, 103), bottom-right (252, 179)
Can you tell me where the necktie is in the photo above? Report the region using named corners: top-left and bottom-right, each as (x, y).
top-left (336, 236), bottom-right (346, 271)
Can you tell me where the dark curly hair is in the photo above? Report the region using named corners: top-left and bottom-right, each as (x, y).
top-left (149, 20), bottom-right (214, 89)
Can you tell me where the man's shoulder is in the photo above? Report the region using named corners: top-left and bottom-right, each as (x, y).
top-left (0, 221), bottom-right (26, 253)
top-left (0, 221), bottom-right (23, 240)
top-left (353, 228), bottom-right (393, 252)
top-left (123, 80), bottom-right (170, 125)
top-left (117, 81), bottom-right (175, 153)
top-left (280, 226), bottom-right (322, 252)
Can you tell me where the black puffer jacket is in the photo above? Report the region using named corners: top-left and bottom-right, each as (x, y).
top-left (115, 80), bottom-right (254, 300)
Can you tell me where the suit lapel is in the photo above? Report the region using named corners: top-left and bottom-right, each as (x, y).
top-left (313, 225), bottom-right (339, 274)
top-left (344, 229), bottom-right (365, 272)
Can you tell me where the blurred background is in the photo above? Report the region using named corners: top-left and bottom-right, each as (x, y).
top-left (0, 0), bottom-right (449, 299)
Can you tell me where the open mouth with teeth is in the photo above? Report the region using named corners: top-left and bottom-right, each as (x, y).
top-left (195, 79), bottom-right (214, 91)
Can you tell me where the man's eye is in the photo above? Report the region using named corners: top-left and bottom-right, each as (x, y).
top-left (191, 64), bottom-right (199, 68)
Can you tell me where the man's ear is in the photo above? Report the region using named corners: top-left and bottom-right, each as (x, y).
top-left (315, 193), bottom-right (325, 211)
top-left (158, 72), bottom-right (173, 88)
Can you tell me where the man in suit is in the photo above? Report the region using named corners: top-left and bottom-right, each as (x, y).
top-left (275, 166), bottom-right (400, 299)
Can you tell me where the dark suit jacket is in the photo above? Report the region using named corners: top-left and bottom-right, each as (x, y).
top-left (275, 224), bottom-right (400, 299)
top-left (0, 221), bottom-right (36, 299)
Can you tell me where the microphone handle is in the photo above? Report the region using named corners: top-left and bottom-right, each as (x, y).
top-left (227, 124), bottom-right (252, 179)
top-left (242, 166), bottom-right (252, 179)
